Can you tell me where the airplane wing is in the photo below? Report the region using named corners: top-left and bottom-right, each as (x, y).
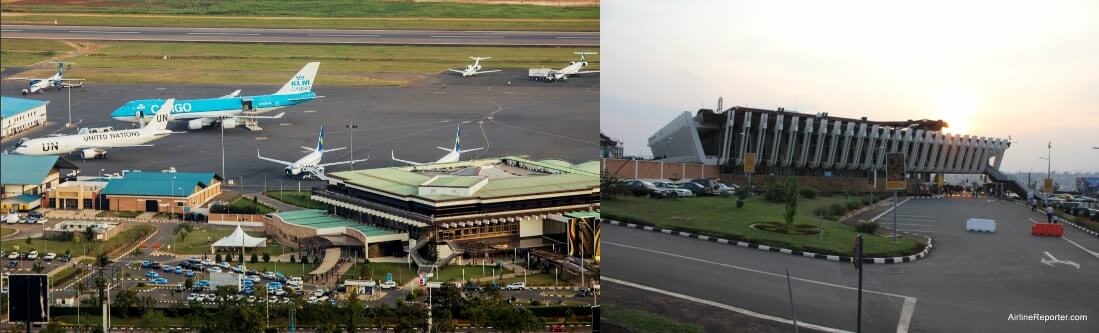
top-left (473, 70), bottom-right (502, 74)
top-left (220, 89), bottom-right (242, 98)
top-left (458, 147), bottom-right (484, 154)
top-left (447, 69), bottom-right (466, 74)
top-left (256, 150), bottom-right (294, 166)
top-left (4, 77), bottom-right (37, 81)
top-left (321, 147), bottom-right (347, 153)
top-left (300, 146), bottom-right (317, 152)
top-left (229, 112), bottom-right (286, 119)
top-left (576, 70), bottom-right (600, 74)
top-left (59, 78), bottom-right (85, 82)
top-left (319, 157), bottom-right (370, 168)
top-left (436, 147), bottom-right (454, 152)
top-left (391, 150), bottom-right (422, 166)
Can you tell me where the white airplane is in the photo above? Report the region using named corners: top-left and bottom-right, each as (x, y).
top-left (391, 126), bottom-right (483, 166)
top-left (448, 57), bottom-right (501, 77)
top-left (9, 62), bottom-right (84, 95)
top-left (13, 99), bottom-right (178, 159)
top-left (257, 125), bottom-right (369, 180)
top-left (544, 52), bottom-right (599, 81)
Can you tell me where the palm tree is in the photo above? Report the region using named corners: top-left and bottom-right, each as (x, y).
top-left (75, 281), bottom-right (87, 330)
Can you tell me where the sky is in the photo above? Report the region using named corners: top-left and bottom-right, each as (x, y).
top-left (601, 0), bottom-right (1098, 172)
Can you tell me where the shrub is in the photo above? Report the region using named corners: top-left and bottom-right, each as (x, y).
top-left (249, 253), bottom-right (258, 263)
top-left (812, 207), bottom-right (830, 217)
top-left (855, 221), bottom-right (879, 234)
top-left (846, 201), bottom-right (862, 211)
top-left (763, 179), bottom-right (787, 202)
top-left (290, 255), bottom-right (296, 264)
top-left (262, 253), bottom-right (271, 263)
top-left (799, 187), bottom-right (818, 199)
top-left (860, 198), bottom-right (872, 206)
top-left (829, 203), bottom-right (849, 217)
top-left (215, 254), bottom-right (223, 262)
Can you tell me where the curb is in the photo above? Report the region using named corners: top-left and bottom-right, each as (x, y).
top-left (606, 219), bottom-right (933, 265)
top-left (997, 197), bottom-right (1099, 238)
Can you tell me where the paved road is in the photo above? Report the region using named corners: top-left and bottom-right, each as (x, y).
top-left (603, 196), bottom-right (1099, 332)
top-left (0, 25), bottom-right (599, 46)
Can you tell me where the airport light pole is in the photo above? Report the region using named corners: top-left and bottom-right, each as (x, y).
top-left (221, 121), bottom-right (226, 183)
top-left (346, 124), bottom-right (358, 170)
top-left (66, 85), bottom-right (73, 128)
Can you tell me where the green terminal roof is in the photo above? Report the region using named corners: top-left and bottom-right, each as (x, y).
top-left (1, 96), bottom-right (48, 118)
top-left (329, 156), bottom-right (599, 202)
top-left (0, 155), bottom-right (59, 185)
top-left (101, 171), bottom-right (219, 197)
top-left (275, 210), bottom-right (396, 237)
top-left (422, 175), bottom-right (484, 187)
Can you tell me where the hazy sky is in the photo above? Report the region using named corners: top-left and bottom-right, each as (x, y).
top-left (602, 0), bottom-right (1098, 172)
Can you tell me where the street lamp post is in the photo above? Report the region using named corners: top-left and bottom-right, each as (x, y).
top-left (66, 86), bottom-right (73, 127)
top-left (171, 176), bottom-right (176, 220)
top-left (346, 124), bottom-right (358, 170)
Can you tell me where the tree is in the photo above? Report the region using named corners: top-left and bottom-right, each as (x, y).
top-left (216, 253), bottom-right (223, 263)
top-left (185, 278), bottom-right (195, 289)
top-left (32, 262), bottom-right (45, 274)
top-left (96, 252), bottom-right (110, 269)
top-left (114, 290), bottom-right (140, 318)
top-left (344, 290), bottom-right (363, 333)
top-left (262, 253), bottom-right (271, 263)
top-left (784, 177), bottom-right (799, 231)
top-left (25, 237), bottom-right (31, 245)
top-left (250, 252), bottom-right (258, 263)
top-left (40, 322), bottom-right (66, 333)
top-left (290, 255), bottom-right (296, 263)
top-left (140, 310), bottom-right (168, 332)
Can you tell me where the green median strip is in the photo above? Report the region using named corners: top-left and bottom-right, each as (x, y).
top-left (602, 304), bottom-right (705, 333)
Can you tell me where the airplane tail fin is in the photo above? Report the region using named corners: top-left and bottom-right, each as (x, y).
top-left (316, 125), bottom-right (325, 152)
top-left (275, 62), bottom-right (320, 95)
top-left (57, 62), bottom-right (65, 77)
top-left (453, 125), bottom-right (462, 152)
top-left (574, 51), bottom-right (597, 63)
top-left (143, 99), bottom-right (174, 131)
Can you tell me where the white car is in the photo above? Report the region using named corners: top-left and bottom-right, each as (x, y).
top-left (201, 260), bottom-right (215, 266)
top-left (26, 251), bottom-right (39, 260)
top-left (217, 262), bottom-right (231, 269)
top-left (7, 252), bottom-right (19, 260)
top-left (186, 294), bottom-right (199, 302)
top-left (273, 289), bottom-right (286, 296)
top-left (43, 253), bottom-right (57, 261)
top-left (313, 289), bottom-right (326, 297)
top-left (247, 275), bottom-right (262, 283)
top-left (379, 281), bottom-right (397, 289)
top-left (307, 295), bottom-right (319, 303)
top-left (654, 182), bottom-right (694, 197)
top-left (287, 276), bottom-right (303, 286)
top-left (263, 271), bottom-right (276, 280)
top-left (505, 281), bottom-right (527, 290)
top-left (207, 266), bottom-right (222, 273)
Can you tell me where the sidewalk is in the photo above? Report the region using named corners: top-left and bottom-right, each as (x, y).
top-left (257, 193), bottom-right (302, 212)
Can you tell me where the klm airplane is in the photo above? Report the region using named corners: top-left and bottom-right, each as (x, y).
top-left (110, 62), bottom-right (320, 130)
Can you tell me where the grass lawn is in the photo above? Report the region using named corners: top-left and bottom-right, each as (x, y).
top-left (603, 196), bottom-right (923, 257)
top-left (96, 210), bottom-right (141, 218)
top-left (1, 224), bottom-right (155, 258)
top-left (603, 305), bottom-right (704, 333)
top-left (1, 227), bottom-right (15, 237)
top-left (0, 39), bottom-right (71, 68)
top-left (244, 261), bottom-right (318, 279)
top-left (53, 314), bottom-right (189, 327)
top-left (434, 263), bottom-right (512, 283)
top-left (264, 191), bottom-right (326, 210)
top-left (166, 225), bottom-right (232, 254)
top-left (226, 196), bottom-right (276, 214)
top-left (0, 1), bottom-right (598, 31)
top-left (50, 266), bottom-right (85, 286)
top-left (498, 273), bottom-right (560, 287)
top-left (2, 40), bottom-right (599, 86)
top-left (342, 262), bottom-right (418, 285)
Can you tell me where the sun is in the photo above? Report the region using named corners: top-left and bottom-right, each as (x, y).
top-left (933, 91), bottom-right (977, 134)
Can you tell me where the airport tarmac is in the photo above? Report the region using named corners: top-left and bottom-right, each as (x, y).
top-left (1, 69), bottom-right (599, 193)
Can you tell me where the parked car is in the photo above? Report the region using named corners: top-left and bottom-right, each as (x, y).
top-left (8, 252), bottom-right (20, 260)
top-left (150, 277), bottom-right (169, 285)
top-left (6, 261), bottom-right (17, 268)
top-left (42, 253), bottom-right (56, 261)
top-left (27, 211), bottom-right (43, 219)
top-left (379, 280), bottom-right (397, 289)
top-left (654, 182), bottom-right (693, 197)
top-left (575, 288), bottom-right (594, 297)
top-left (141, 260), bottom-right (152, 268)
top-left (186, 294), bottom-right (199, 302)
top-left (145, 271), bottom-right (159, 278)
top-left (174, 266), bottom-right (184, 274)
top-left (184, 270), bottom-right (195, 277)
top-left (680, 182), bottom-right (712, 196)
top-left (504, 281), bottom-right (526, 290)
top-left (58, 255), bottom-right (71, 263)
top-left (163, 265), bottom-right (174, 272)
top-left (624, 179), bottom-right (675, 198)
top-left (287, 276), bottom-right (303, 286)
top-left (26, 251), bottom-right (38, 260)
top-left (149, 262), bottom-right (162, 269)
top-left (207, 266), bottom-right (222, 273)
top-left (263, 271), bottom-right (276, 280)
top-left (194, 280), bottom-right (211, 288)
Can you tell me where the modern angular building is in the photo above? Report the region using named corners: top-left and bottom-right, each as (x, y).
top-left (647, 105), bottom-right (1019, 193)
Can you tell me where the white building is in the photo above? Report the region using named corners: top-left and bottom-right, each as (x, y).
top-left (1, 96), bottom-right (48, 138)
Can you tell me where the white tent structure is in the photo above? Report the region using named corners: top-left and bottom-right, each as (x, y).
top-left (211, 225), bottom-right (267, 252)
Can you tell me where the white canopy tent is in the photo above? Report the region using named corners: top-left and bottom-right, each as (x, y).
top-left (211, 225), bottom-right (267, 252)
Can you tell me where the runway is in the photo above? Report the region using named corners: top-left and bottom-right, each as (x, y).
top-left (603, 197), bottom-right (1099, 332)
top-left (0, 69), bottom-right (599, 193)
top-left (0, 24), bottom-right (599, 46)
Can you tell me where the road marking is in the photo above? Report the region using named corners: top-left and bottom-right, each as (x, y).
top-left (603, 276), bottom-right (852, 333)
top-left (869, 197), bottom-right (913, 221)
top-left (186, 32), bottom-right (260, 36)
top-left (303, 110), bottom-right (316, 113)
top-left (307, 34), bottom-right (381, 37)
top-left (1041, 251), bottom-right (1080, 269)
top-left (555, 36), bottom-right (599, 39)
top-left (897, 297), bottom-right (917, 333)
top-left (69, 30), bottom-right (140, 34)
top-left (1061, 236), bottom-right (1099, 259)
top-left (0, 29), bottom-right (24, 32)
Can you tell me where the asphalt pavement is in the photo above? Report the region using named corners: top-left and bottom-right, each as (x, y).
top-left (603, 196), bottom-right (1099, 332)
top-left (0, 25), bottom-right (599, 46)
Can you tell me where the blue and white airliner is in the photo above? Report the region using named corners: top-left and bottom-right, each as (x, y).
top-left (110, 62), bottom-right (321, 130)
top-left (257, 125), bottom-right (368, 180)
top-left (391, 125), bottom-right (483, 165)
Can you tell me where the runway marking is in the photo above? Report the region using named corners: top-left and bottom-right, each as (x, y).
top-left (255, 137), bottom-right (268, 141)
top-left (0, 29), bottom-right (24, 32)
top-left (68, 30), bottom-right (140, 34)
top-left (279, 123), bottom-right (292, 126)
top-left (603, 276), bottom-right (852, 333)
top-left (554, 36), bottom-right (599, 39)
top-left (894, 223), bottom-right (935, 227)
top-left (428, 35), bottom-right (505, 38)
top-left (186, 32), bottom-right (260, 36)
top-left (307, 34), bottom-right (381, 37)
top-left (303, 110), bottom-right (316, 113)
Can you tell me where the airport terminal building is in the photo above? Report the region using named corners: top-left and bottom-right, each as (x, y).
top-left (310, 156), bottom-right (600, 257)
top-left (647, 106), bottom-right (1016, 192)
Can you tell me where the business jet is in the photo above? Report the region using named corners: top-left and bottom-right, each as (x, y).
top-left (257, 126), bottom-right (369, 180)
top-left (13, 99), bottom-right (178, 159)
top-left (110, 62), bottom-right (321, 130)
top-left (540, 52), bottom-right (599, 81)
top-left (8, 62), bottom-right (84, 95)
top-left (391, 126), bottom-right (483, 166)
top-left (448, 57), bottom-right (501, 77)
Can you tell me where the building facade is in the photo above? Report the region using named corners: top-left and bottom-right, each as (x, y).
top-left (1, 96), bottom-right (48, 138)
top-left (101, 171), bottom-right (222, 212)
top-left (43, 180), bottom-right (106, 210)
top-left (1, 155), bottom-right (76, 213)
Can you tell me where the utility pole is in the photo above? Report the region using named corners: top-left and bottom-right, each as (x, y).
top-left (66, 85), bottom-right (73, 127)
top-left (855, 235), bottom-right (864, 333)
top-left (786, 268), bottom-right (798, 333)
top-left (346, 124), bottom-right (358, 170)
top-left (221, 120), bottom-right (226, 181)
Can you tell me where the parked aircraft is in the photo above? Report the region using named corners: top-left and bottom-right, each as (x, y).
top-left (7, 62), bottom-right (84, 95)
top-left (109, 62), bottom-right (321, 130)
top-left (448, 57), bottom-right (501, 77)
top-left (391, 126), bottom-right (483, 166)
top-left (257, 125), bottom-right (368, 180)
top-left (13, 99), bottom-right (178, 159)
top-left (539, 52), bottom-right (599, 81)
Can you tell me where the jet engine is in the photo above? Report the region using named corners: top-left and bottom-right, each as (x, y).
top-left (221, 118), bottom-right (239, 129)
top-left (81, 148), bottom-right (106, 160)
top-left (188, 118), bottom-right (212, 130)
